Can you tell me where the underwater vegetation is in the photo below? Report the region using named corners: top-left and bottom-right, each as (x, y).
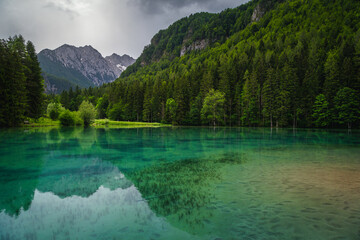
top-left (127, 152), bottom-right (246, 230)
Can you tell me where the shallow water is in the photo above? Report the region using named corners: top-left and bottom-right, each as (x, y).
top-left (0, 127), bottom-right (359, 240)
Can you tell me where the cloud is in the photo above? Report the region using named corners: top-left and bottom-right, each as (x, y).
top-left (44, 0), bottom-right (91, 16)
top-left (0, 0), bottom-right (249, 58)
top-left (129, 0), bottom-right (246, 14)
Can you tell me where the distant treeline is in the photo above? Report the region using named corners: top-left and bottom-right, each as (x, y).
top-left (0, 35), bottom-right (44, 127)
top-left (55, 0), bottom-right (360, 129)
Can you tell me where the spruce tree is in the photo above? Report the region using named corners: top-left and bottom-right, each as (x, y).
top-left (25, 41), bottom-right (44, 119)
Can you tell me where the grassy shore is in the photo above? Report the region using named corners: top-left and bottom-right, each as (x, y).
top-left (92, 119), bottom-right (171, 128)
top-left (20, 118), bottom-right (170, 128)
top-left (21, 117), bottom-right (60, 127)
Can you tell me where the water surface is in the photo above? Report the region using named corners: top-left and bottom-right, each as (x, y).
top-left (0, 127), bottom-right (359, 239)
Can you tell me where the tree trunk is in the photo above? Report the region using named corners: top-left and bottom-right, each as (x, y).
top-left (161, 102), bottom-right (165, 122)
top-left (293, 110), bottom-right (296, 129)
top-left (229, 99), bottom-right (232, 127)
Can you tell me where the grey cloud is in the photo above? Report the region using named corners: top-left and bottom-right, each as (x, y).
top-left (0, 0), bottom-right (250, 58)
top-left (43, 2), bottom-right (79, 18)
top-left (129, 0), bottom-right (245, 14)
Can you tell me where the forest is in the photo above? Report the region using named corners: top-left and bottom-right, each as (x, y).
top-left (0, 35), bottom-right (44, 127)
top-left (1, 0), bottom-right (360, 128)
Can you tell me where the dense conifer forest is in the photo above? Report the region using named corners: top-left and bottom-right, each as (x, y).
top-left (1, 0), bottom-right (360, 128)
top-left (0, 35), bottom-right (44, 127)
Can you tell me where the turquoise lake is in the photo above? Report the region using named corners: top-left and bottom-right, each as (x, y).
top-left (0, 127), bottom-right (359, 240)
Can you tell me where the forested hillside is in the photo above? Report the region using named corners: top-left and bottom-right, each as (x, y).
top-left (0, 35), bottom-right (44, 127)
top-left (58, 0), bottom-right (360, 128)
top-left (123, 0), bottom-right (281, 77)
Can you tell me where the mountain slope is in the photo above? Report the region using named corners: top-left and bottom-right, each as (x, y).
top-left (122, 0), bottom-right (282, 77)
top-left (61, 0), bottom-right (360, 128)
top-left (38, 45), bottom-right (135, 93)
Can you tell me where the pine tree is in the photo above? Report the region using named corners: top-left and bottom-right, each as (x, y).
top-left (312, 94), bottom-right (330, 128)
top-left (262, 67), bottom-right (277, 127)
top-left (0, 39), bottom-right (27, 127)
top-left (324, 50), bottom-right (340, 103)
top-left (334, 87), bottom-right (360, 129)
top-left (241, 70), bottom-right (259, 126)
top-left (24, 41), bottom-right (44, 119)
top-left (142, 83), bottom-right (153, 122)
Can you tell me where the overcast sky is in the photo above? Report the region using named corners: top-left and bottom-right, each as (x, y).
top-left (0, 0), bottom-right (249, 58)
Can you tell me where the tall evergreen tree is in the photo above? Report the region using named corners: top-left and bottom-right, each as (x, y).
top-left (334, 87), bottom-right (360, 129)
top-left (0, 39), bottom-right (27, 127)
top-left (262, 68), bottom-right (277, 127)
top-left (312, 94), bottom-right (330, 128)
top-left (24, 41), bottom-right (44, 119)
top-left (241, 70), bottom-right (259, 126)
top-left (324, 50), bottom-right (340, 103)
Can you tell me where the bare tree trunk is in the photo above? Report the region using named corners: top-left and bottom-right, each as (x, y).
top-left (161, 102), bottom-right (165, 122)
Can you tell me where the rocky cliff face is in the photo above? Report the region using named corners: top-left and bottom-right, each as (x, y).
top-left (38, 44), bottom-right (135, 93)
top-left (251, 3), bottom-right (265, 22)
top-left (180, 39), bottom-right (209, 57)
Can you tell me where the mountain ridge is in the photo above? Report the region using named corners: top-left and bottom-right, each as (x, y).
top-left (58, 0), bottom-right (360, 128)
top-left (38, 44), bottom-right (135, 93)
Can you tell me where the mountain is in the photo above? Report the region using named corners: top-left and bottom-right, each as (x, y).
top-left (60, 0), bottom-right (360, 128)
top-left (38, 44), bottom-right (135, 93)
top-left (105, 53), bottom-right (136, 72)
top-left (122, 0), bottom-right (280, 77)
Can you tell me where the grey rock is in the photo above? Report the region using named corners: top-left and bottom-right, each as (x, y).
top-left (38, 44), bottom-right (135, 92)
top-left (180, 39), bottom-right (209, 57)
top-left (251, 3), bottom-right (265, 22)
top-left (105, 53), bottom-right (136, 72)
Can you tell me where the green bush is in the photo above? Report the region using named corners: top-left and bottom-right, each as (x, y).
top-left (73, 111), bottom-right (84, 126)
top-left (59, 110), bottom-right (75, 126)
top-left (47, 102), bottom-right (64, 120)
top-left (79, 100), bottom-right (96, 126)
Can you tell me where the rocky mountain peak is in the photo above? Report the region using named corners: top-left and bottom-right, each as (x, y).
top-left (105, 53), bottom-right (136, 72)
top-left (38, 45), bottom-right (136, 93)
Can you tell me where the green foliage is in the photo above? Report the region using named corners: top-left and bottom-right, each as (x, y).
top-left (0, 36), bottom-right (28, 127)
top-left (79, 100), bottom-right (96, 126)
top-left (262, 68), bottom-right (277, 127)
top-left (324, 50), bottom-right (340, 101)
top-left (24, 41), bottom-right (45, 119)
top-left (57, 0), bottom-right (360, 129)
top-left (189, 95), bottom-right (203, 125)
top-left (201, 89), bottom-right (226, 126)
top-left (312, 94), bottom-right (330, 128)
top-left (96, 95), bottom-right (109, 119)
top-left (47, 102), bottom-right (64, 120)
top-left (334, 88), bottom-right (360, 128)
top-left (241, 71), bottom-right (259, 126)
top-left (59, 110), bottom-right (75, 126)
top-left (108, 102), bottom-right (125, 121)
top-left (73, 111), bottom-right (84, 126)
top-left (93, 119), bottom-right (167, 128)
top-left (165, 98), bottom-right (177, 123)
top-left (0, 35), bottom-right (45, 127)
